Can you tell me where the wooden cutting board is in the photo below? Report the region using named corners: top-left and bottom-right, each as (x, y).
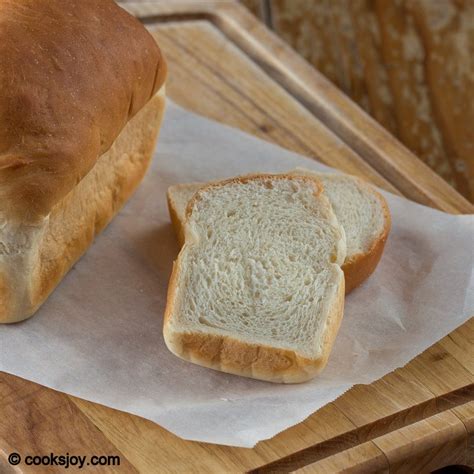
top-left (0, 2), bottom-right (472, 472)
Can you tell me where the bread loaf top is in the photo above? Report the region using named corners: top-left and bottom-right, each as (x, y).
top-left (0, 0), bottom-right (166, 222)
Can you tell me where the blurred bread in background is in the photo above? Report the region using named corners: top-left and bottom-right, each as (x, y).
top-left (242, 0), bottom-right (473, 202)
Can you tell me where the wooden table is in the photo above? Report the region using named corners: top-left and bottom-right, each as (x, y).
top-left (1, 2), bottom-right (473, 472)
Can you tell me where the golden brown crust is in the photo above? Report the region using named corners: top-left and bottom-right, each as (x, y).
top-left (341, 186), bottom-right (391, 293)
top-left (0, 90), bottom-right (166, 323)
top-left (0, 0), bottom-right (166, 222)
top-left (164, 174), bottom-right (345, 383)
top-left (165, 331), bottom-right (327, 384)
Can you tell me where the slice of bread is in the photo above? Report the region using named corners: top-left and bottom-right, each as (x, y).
top-left (167, 168), bottom-right (391, 293)
top-left (164, 174), bottom-right (346, 383)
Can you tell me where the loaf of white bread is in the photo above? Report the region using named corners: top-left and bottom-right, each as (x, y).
top-left (167, 169), bottom-right (391, 294)
top-left (0, 0), bottom-right (167, 323)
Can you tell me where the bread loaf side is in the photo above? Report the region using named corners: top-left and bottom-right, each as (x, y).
top-left (1, 89), bottom-right (166, 323)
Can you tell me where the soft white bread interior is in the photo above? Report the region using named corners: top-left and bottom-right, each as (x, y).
top-left (164, 174), bottom-right (346, 383)
top-left (290, 169), bottom-right (391, 292)
top-left (0, 88), bottom-right (166, 323)
top-left (167, 168), bottom-right (391, 293)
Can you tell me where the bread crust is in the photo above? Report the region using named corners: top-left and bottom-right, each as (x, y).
top-left (0, 0), bottom-right (166, 222)
top-left (164, 174), bottom-right (346, 383)
top-left (0, 89), bottom-right (166, 323)
top-left (167, 172), bottom-right (391, 293)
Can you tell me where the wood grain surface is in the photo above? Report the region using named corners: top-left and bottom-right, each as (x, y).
top-left (0, 2), bottom-right (472, 473)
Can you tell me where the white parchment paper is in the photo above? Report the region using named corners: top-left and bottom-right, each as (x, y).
top-left (1, 102), bottom-right (473, 447)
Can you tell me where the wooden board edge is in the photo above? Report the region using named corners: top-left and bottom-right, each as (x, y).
top-left (452, 401), bottom-right (474, 468)
top-left (371, 409), bottom-right (470, 472)
top-left (249, 383), bottom-right (474, 472)
top-left (291, 440), bottom-right (389, 473)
